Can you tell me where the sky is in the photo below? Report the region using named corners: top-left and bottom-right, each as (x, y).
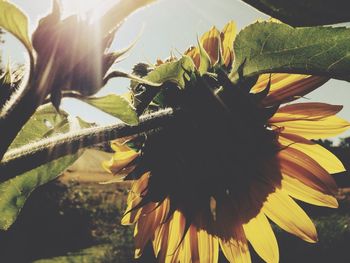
top-left (1, 0), bottom-right (350, 142)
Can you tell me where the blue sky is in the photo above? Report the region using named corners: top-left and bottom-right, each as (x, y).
top-left (1, 0), bottom-right (350, 141)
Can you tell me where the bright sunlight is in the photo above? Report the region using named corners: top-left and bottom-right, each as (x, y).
top-left (61, 0), bottom-right (116, 20)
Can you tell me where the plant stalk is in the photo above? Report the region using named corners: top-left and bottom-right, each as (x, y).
top-left (0, 108), bottom-right (176, 181)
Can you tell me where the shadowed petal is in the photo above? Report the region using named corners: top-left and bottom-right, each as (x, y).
top-left (279, 147), bottom-right (337, 194)
top-left (185, 46), bottom-right (200, 68)
top-left (200, 26), bottom-right (221, 64)
top-left (281, 176), bottom-right (338, 208)
top-left (220, 21), bottom-right (236, 67)
top-left (121, 173), bottom-right (150, 225)
top-left (274, 115), bottom-right (350, 139)
top-left (252, 74), bottom-right (328, 106)
top-left (278, 133), bottom-right (345, 174)
top-left (270, 103), bottom-right (343, 122)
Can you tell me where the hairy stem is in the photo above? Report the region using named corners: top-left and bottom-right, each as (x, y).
top-left (0, 55), bottom-right (37, 161)
top-left (0, 108), bottom-right (176, 181)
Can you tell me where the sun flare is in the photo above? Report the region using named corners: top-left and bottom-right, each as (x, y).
top-left (61, 0), bottom-right (115, 21)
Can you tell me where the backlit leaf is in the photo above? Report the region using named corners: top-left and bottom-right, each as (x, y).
top-left (84, 94), bottom-right (139, 125)
top-left (9, 104), bottom-right (69, 149)
top-left (231, 21), bottom-right (350, 83)
top-left (0, 104), bottom-right (89, 230)
top-left (0, 154), bottom-right (79, 230)
top-left (0, 0), bottom-right (32, 51)
top-left (144, 56), bottom-right (195, 89)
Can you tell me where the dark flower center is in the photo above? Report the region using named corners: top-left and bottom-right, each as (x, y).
top-left (130, 71), bottom-right (282, 236)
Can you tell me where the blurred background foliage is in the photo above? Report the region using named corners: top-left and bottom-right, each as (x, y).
top-left (0, 139), bottom-right (348, 263)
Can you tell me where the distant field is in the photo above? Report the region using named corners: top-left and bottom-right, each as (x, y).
top-left (2, 149), bottom-right (350, 262)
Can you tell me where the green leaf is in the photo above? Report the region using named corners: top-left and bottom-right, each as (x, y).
top-left (0, 0), bottom-right (32, 51)
top-left (0, 104), bottom-right (89, 230)
top-left (0, 154), bottom-right (79, 230)
top-left (84, 94), bottom-right (139, 125)
top-left (10, 104), bottom-right (69, 149)
top-left (144, 56), bottom-right (195, 88)
top-left (241, 0), bottom-right (350, 27)
top-left (230, 21), bottom-right (350, 83)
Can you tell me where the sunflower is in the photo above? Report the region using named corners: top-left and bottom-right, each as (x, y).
top-left (104, 22), bottom-right (350, 263)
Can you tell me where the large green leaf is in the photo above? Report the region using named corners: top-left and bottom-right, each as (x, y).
top-left (0, 104), bottom-right (87, 230)
top-left (84, 94), bottom-right (139, 125)
top-left (0, 0), bottom-right (32, 51)
top-left (10, 104), bottom-right (69, 149)
top-left (144, 56), bottom-right (195, 89)
top-left (241, 0), bottom-right (350, 27)
top-left (0, 154), bottom-right (79, 230)
top-left (230, 21), bottom-right (350, 82)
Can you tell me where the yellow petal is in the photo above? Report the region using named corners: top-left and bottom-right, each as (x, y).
top-left (220, 21), bottom-right (236, 66)
top-left (103, 140), bottom-right (138, 174)
top-left (152, 211), bottom-right (188, 263)
top-left (110, 139), bottom-right (135, 152)
top-left (270, 103), bottom-right (343, 123)
top-left (162, 211), bottom-right (186, 263)
top-left (282, 175), bottom-right (338, 208)
top-left (278, 133), bottom-right (345, 174)
top-left (197, 229), bottom-right (219, 263)
top-left (219, 225), bottom-right (251, 263)
top-left (252, 74), bottom-right (328, 106)
top-left (153, 218), bottom-right (170, 258)
top-left (184, 46), bottom-right (200, 69)
top-left (176, 225), bottom-right (200, 263)
top-left (279, 147), bottom-right (337, 194)
top-left (263, 190), bottom-right (318, 243)
top-left (134, 201), bottom-right (168, 258)
top-left (274, 115), bottom-right (350, 139)
top-left (200, 26), bottom-right (221, 64)
top-left (102, 150), bottom-right (138, 174)
top-left (121, 173), bottom-right (150, 225)
top-left (243, 213), bottom-right (279, 263)
top-left (188, 226), bottom-right (200, 263)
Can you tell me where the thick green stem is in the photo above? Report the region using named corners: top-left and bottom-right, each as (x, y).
top-left (0, 108), bottom-right (176, 181)
top-left (0, 54), bottom-right (37, 162)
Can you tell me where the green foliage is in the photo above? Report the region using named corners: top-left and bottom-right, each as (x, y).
top-left (0, 0), bottom-right (32, 52)
top-left (131, 56), bottom-right (196, 113)
top-left (0, 154), bottom-right (79, 230)
top-left (9, 105), bottom-right (69, 149)
top-left (33, 245), bottom-right (109, 263)
top-left (0, 105), bottom-right (90, 230)
top-left (84, 95), bottom-right (139, 126)
top-left (143, 56), bottom-right (195, 89)
top-left (240, 0), bottom-right (350, 26)
top-left (231, 21), bottom-right (350, 83)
